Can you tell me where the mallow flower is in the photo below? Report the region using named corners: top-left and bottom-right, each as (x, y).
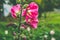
top-left (23, 2), bottom-right (39, 29)
top-left (11, 4), bottom-right (21, 18)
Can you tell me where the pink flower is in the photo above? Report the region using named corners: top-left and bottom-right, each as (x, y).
top-left (22, 2), bottom-right (39, 29)
top-left (23, 2), bottom-right (39, 29)
top-left (11, 4), bottom-right (21, 18)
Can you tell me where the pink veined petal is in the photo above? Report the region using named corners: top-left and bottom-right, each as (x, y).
top-left (25, 18), bottom-right (38, 29)
top-left (13, 4), bottom-right (20, 13)
top-left (11, 7), bottom-right (17, 18)
top-left (29, 19), bottom-right (38, 29)
top-left (28, 2), bottom-right (38, 10)
top-left (30, 11), bottom-right (38, 18)
top-left (16, 4), bottom-right (21, 9)
top-left (22, 9), bottom-right (27, 16)
top-left (31, 22), bottom-right (38, 29)
top-left (25, 16), bottom-right (30, 23)
top-left (12, 13), bottom-right (17, 18)
top-left (26, 10), bottom-right (38, 19)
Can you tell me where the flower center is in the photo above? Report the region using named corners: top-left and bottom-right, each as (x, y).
top-left (28, 19), bottom-right (31, 22)
top-left (27, 10), bottom-right (31, 16)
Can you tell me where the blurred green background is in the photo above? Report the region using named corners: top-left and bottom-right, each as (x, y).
top-left (0, 0), bottom-right (60, 40)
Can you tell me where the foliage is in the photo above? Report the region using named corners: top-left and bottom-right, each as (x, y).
top-left (0, 11), bottom-right (60, 40)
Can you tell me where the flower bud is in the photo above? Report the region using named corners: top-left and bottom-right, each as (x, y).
top-left (20, 24), bottom-right (27, 29)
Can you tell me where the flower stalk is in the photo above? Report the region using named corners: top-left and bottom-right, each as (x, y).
top-left (18, 0), bottom-right (23, 40)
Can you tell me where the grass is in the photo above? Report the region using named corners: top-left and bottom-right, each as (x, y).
top-left (38, 11), bottom-right (60, 40)
top-left (46, 11), bottom-right (60, 24)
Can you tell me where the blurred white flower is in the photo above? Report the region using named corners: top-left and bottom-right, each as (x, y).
top-left (51, 37), bottom-right (56, 40)
top-left (5, 30), bottom-right (8, 35)
top-left (50, 30), bottom-right (55, 35)
top-left (27, 27), bottom-right (30, 32)
top-left (44, 35), bottom-right (48, 38)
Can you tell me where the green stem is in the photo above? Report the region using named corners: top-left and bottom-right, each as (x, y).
top-left (18, 0), bottom-right (23, 40)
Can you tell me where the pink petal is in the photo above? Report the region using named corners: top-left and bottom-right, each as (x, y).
top-left (30, 19), bottom-right (38, 29)
top-left (28, 2), bottom-right (38, 10)
top-left (22, 9), bottom-right (27, 16)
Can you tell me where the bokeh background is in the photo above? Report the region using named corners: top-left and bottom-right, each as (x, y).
top-left (0, 0), bottom-right (60, 40)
